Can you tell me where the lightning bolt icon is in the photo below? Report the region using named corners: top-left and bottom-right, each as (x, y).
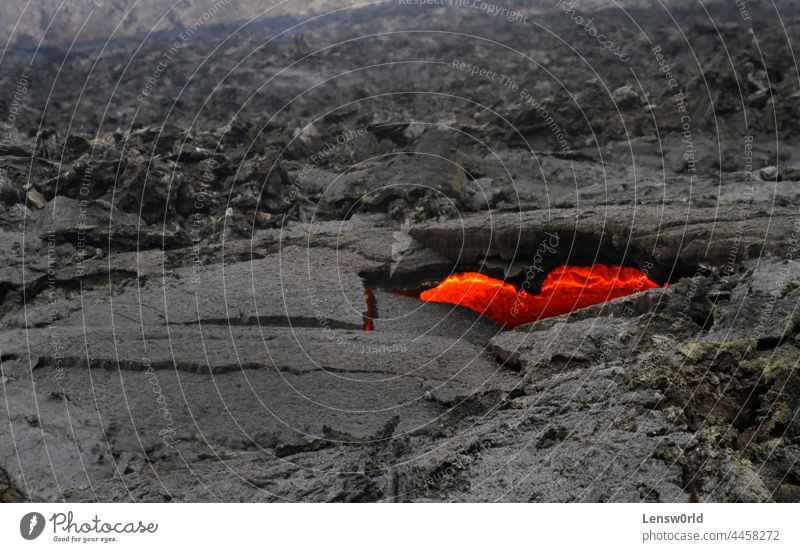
top-left (28, 513), bottom-right (38, 536)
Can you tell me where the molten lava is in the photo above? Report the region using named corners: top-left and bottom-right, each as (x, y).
top-left (418, 264), bottom-right (662, 328)
top-left (364, 289), bottom-right (376, 331)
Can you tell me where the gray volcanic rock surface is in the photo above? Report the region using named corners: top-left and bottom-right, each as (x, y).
top-left (0, 0), bottom-right (799, 502)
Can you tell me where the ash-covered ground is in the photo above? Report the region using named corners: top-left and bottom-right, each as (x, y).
top-left (1, 0), bottom-right (799, 502)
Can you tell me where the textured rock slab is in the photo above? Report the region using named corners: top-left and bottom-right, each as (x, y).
top-left (392, 379), bottom-right (691, 502)
top-left (410, 206), bottom-right (800, 282)
top-left (9, 245), bottom-right (376, 329)
top-left (0, 323), bottom-right (520, 500)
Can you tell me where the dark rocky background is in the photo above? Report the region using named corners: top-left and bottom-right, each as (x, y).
top-left (0, 0), bottom-right (798, 502)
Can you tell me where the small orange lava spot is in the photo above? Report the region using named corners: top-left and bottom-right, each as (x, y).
top-left (418, 264), bottom-right (663, 328)
top-left (364, 289), bottom-right (375, 331)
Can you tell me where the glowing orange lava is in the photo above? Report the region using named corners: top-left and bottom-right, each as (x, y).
top-left (364, 289), bottom-right (375, 331)
top-left (418, 264), bottom-right (663, 328)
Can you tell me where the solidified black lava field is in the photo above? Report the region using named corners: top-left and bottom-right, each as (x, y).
top-left (1, 0), bottom-right (799, 502)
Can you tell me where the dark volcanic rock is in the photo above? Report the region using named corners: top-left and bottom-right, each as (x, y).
top-left (0, 0), bottom-right (798, 503)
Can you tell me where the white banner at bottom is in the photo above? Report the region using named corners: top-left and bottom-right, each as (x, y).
top-left (1, 503), bottom-right (797, 551)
